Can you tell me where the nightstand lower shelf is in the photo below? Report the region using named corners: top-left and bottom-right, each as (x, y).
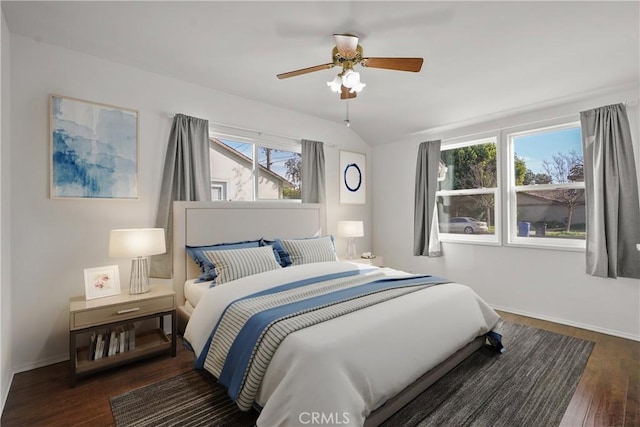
top-left (69, 309), bottom-right (177, 386)
top-left (75, 328), bottom-right (171, 375)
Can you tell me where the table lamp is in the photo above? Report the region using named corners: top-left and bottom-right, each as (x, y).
top-left (109, 228), bottom-right (166, 294)
top-left (337, 220), bottom-right (364, 259)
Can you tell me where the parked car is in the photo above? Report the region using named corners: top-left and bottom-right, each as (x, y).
top-left (440, 217), bottom-right (489, 234)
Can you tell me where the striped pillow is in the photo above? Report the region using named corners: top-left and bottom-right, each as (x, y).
top-left (279, 236), bottom-right (338, 266)
top-left (186, 239), bottom-right (263, 282)
top-left (203, 246), bottom-right (282, 285)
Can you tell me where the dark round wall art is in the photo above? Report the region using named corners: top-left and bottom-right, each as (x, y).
top-left (343, 162), bottom-right (362, 192)
top-left (340, 150), bottom-right (366, 204)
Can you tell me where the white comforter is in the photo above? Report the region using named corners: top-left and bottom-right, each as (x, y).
top-left (184, 261), bottom-right (501, 427)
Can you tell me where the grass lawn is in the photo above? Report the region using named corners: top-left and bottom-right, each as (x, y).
top-left (544, 230), bottom-right (585, 239)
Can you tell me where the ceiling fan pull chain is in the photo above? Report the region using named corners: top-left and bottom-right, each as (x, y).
top-left (344, 99), bottom-right (351, 127)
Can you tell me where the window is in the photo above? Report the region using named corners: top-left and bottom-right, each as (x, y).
top-left (211, 181), bottom-right (227, 200)
top-left (437, 137), bottom-right (499, 243)
top-left (209, 136), bottom-right (301, 201)
top-left (427, 118), bottom-right (586, 251)
top-left (257, 146), bottom-right (301, 200)
top-left (508, 123), bottom-right (585, 249)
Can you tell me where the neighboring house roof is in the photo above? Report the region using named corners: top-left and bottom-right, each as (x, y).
top-left (210, 138), bottom-right (295, 187)
top-left (518, 190), bottom-right (585, 206)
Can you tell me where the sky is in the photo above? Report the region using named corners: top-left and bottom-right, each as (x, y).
top-left (513, 127), bottom-right (582, 175)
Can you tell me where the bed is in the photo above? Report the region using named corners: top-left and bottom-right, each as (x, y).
top-left (173, 201), bottom-right (502, 427)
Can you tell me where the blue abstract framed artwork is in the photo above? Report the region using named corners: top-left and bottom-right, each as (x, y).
top-left (339, 150), bottom-right (366, 204)
top-left (50, 94), bottom-right (138, 199)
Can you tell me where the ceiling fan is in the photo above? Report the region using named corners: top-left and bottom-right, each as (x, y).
top-left (277, 34), bottom-right (424, 99)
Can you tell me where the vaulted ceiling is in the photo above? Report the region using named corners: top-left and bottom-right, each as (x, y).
top-left (3, 1), bottom-right (638, 145)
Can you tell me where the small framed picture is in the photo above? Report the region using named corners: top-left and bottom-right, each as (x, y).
top-left (83, 265), bottom-right (121, 300)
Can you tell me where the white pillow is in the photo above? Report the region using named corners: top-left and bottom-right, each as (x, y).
top-left (279, 236), bottom-right (338, 266)
top-left (203, 245), bottom-right (282, 284)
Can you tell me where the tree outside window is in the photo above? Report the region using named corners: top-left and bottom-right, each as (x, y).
top-left (511, 124), bottom-right (585, 241)
top-left (438, 139), bottom-right (498, 240)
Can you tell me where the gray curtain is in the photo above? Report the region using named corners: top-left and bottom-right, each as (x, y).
top-left (150, 114), bottom-right (211, 278)
top-left (301, 139), bottom-right (326, 204)
top-left (580, 103), bottom-right (640, 279)
top-left (414, 140), bottom-right (443, 257)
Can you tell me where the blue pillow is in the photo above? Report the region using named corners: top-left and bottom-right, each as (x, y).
top-left (261, 239), bottom-right (289, 267)
top-left (186, 239), bottom-right (262, 282)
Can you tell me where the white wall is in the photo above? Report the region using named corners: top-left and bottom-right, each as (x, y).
top-left (0, 9), bottom-right (12, 413)
top-left (8, 34), bottom-right (372, 372)
top-left (373, 86), bottom-right (640, 340)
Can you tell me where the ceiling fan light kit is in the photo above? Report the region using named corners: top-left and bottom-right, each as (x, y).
top-left (277, 33), bottom-right (423, 99)
top-left (327, 69), bottom-right (366, 94)
top-left (277, 33), bottom-right (423, 126)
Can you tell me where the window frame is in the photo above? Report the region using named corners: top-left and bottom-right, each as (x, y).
top-left (504, 120), bottom-right (586, 251)
top-left (431, 117), bottom-right (586, 252)
top-left (210, 180), bottom-right (227, 201)
top-left (437, 135), bottom-right (501, 246)
top-left (209, 129), bottom-right (302, 203)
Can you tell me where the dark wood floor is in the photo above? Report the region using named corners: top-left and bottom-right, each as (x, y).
top-left (496, 311), bottom-right (639, 427)
top-left (1, 312), bottom-right (638, 426)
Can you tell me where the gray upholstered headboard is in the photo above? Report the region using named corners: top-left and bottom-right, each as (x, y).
top-left (172, 201), bottom-right (325, 307)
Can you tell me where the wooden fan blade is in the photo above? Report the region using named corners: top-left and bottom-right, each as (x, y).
top-left (361, 57), bottom-right (424, 72)
top-left (340, 85), bottom-right (357, 100)
top-left (277, 63), bottom-right (335, 79)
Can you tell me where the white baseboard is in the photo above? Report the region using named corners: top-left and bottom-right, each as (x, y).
top-left (12, 353), bottom-right (68, 375)
top-left (492, 304), bottom-right (640, 342)
top-left (0, 371), bottom-right (13, 416)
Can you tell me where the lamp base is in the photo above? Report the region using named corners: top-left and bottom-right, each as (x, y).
top-left (129, 257), bottom-right (150, 294)
top-left (346, 238), bottom-right (357, 259)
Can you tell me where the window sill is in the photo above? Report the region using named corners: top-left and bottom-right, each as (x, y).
top-left (439, 235), bottom-right (500, 246)
top-left (505, 241), bottom-right (585, 252)
top-left (438, 235), bottom-right (585, 252)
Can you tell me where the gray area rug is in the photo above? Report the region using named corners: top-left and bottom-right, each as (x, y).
top-left (381, 321), bottom-right (594, 427)
top-left (110, 322), bottom-right (593, 427)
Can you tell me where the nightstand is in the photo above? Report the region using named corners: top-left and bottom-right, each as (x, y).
top-left (339, 256), bottom-right (384, 267)
top-left (69, 284), bottom-right (176, 386)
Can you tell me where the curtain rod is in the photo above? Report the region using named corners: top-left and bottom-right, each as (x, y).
top-left (211, 121), bottom-right (302, 144)
top-left (435, 112), bottom-right (579, 145)
top-left (426, 99), bottom-right (639, 146)
top-left (167, 113), bottom-right (337, 148)
top-left (167, 113), bottom-right (301, 143)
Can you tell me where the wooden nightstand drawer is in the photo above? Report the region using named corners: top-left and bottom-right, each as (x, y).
top-left (72, 295), bottom-right (174, 329)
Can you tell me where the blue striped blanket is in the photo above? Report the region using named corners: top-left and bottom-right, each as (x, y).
top-left (197, 269), bottom-right (451, 411)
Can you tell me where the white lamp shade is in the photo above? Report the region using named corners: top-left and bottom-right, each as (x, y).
top-left (327, 75), bottom-right (342, 92)
top-left (342, 70), bottom-right (360, 88)
top-left (350, 81), bottom-right (366, 93)
top-left (333, 34), bottom-right (359, 55)
top-left (109, 228), bottom-right (166, 258)
top-left (337, 220), bottom-right (364, 238)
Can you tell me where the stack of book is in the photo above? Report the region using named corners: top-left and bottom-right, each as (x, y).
top-left (87, 324), bottom-right (136, 361)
